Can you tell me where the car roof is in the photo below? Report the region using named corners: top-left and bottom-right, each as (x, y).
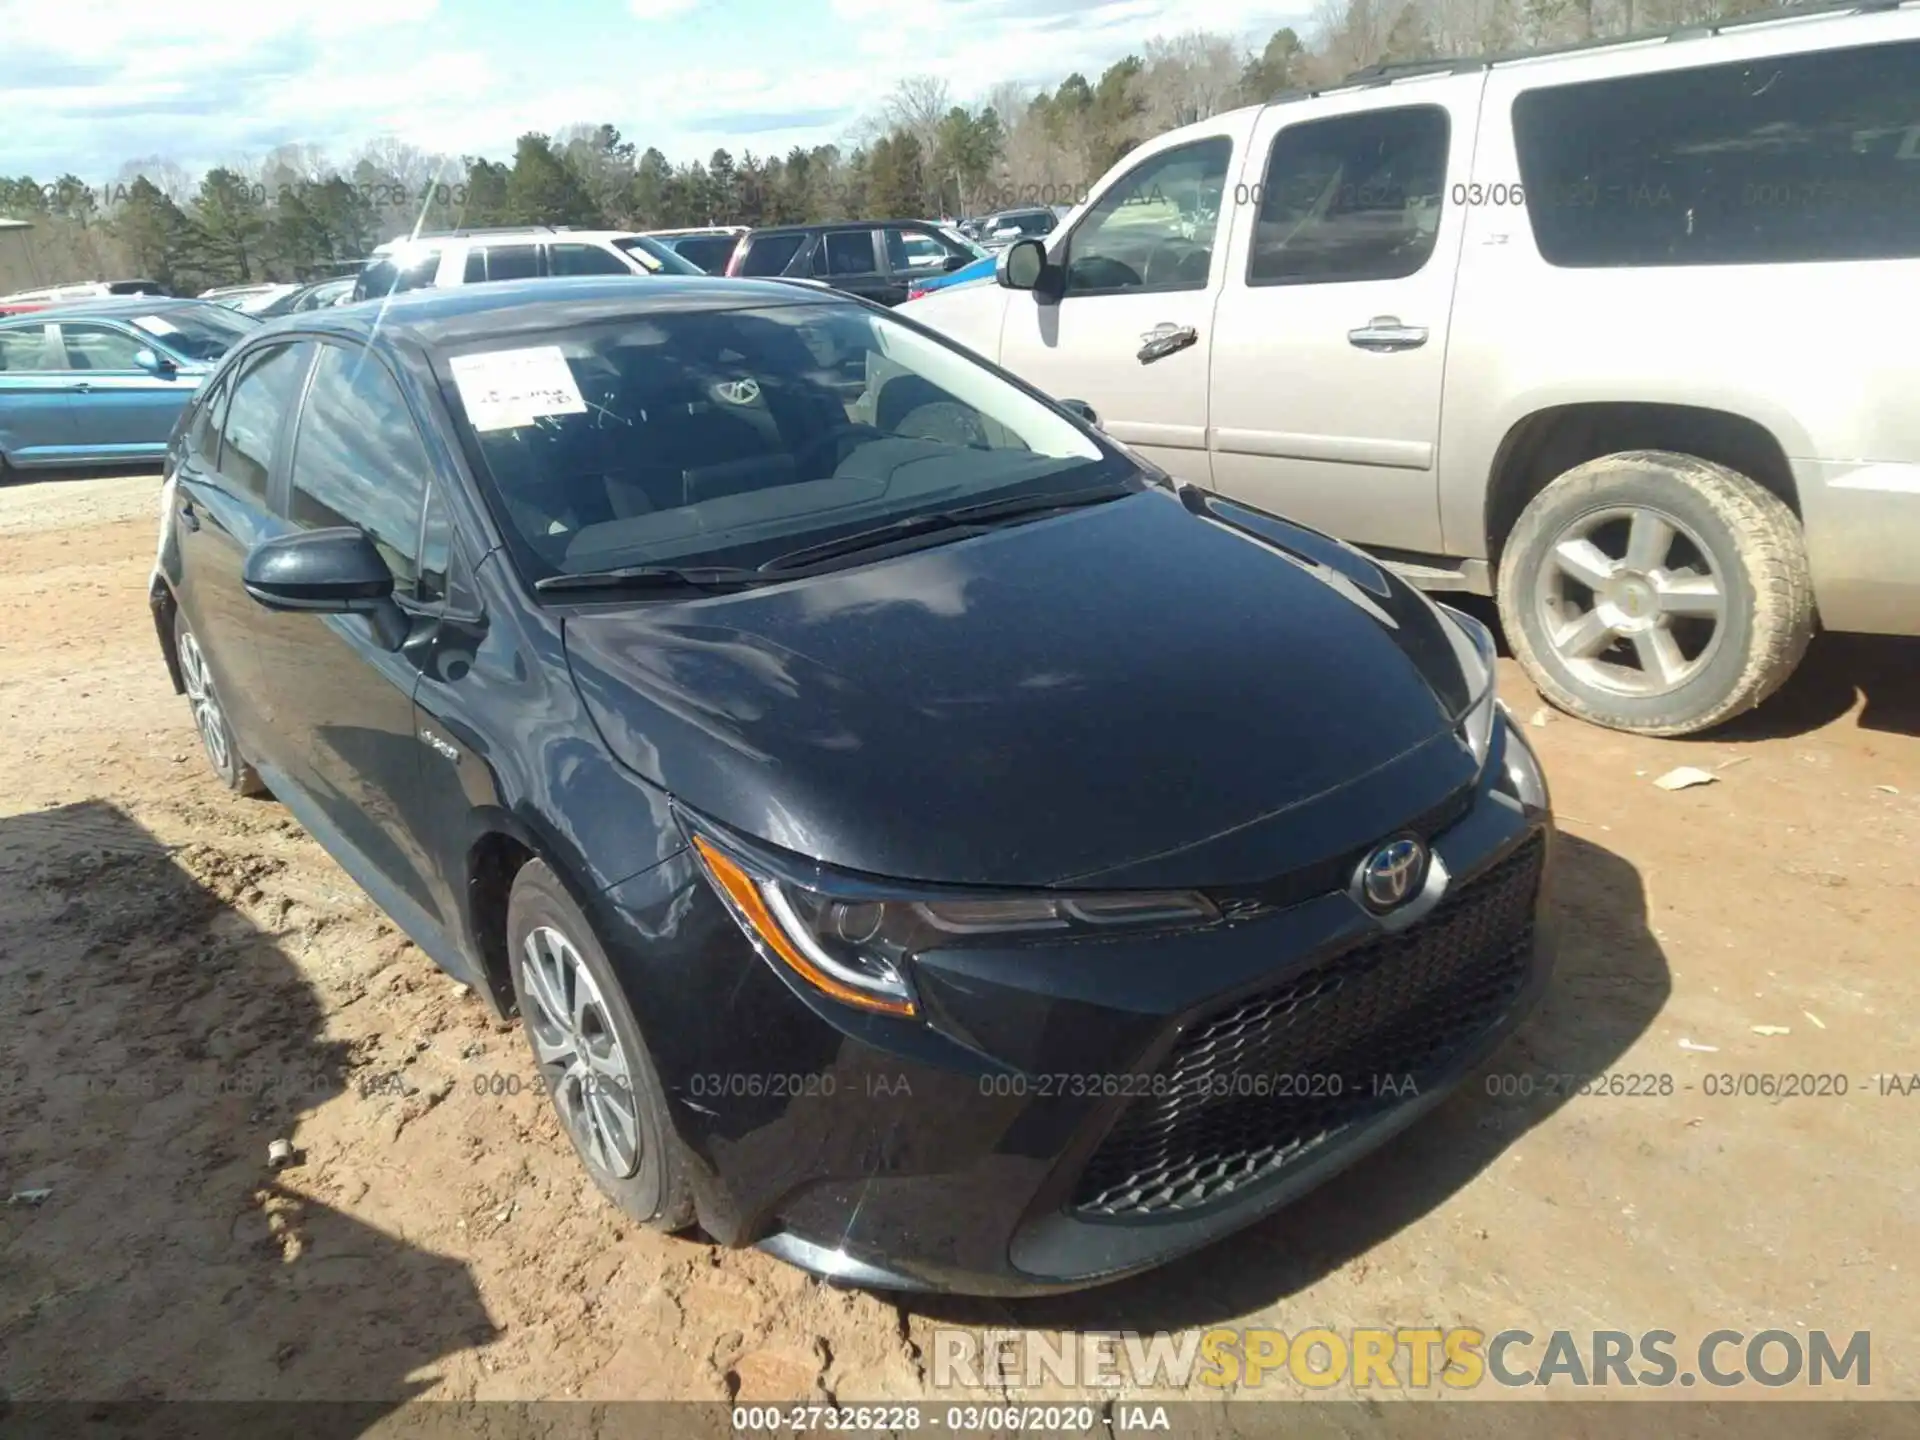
top-left (0, 296), bottom-right (232, 325)
top-left (296, 275), bottom-right (846, 348)
top-left (748, 220), bottom-right (943, 237)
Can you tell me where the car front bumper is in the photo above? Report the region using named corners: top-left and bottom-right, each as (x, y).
top-left (595, 724), bottom-right (1555, 1297)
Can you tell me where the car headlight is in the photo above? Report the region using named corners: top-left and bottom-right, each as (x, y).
top-left (689, 833), bottom-right (1218, 1019)
top-left (1497, 716), bottom-right (1551, 814)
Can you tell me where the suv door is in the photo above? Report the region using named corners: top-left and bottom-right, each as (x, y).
top-left (247, 339), bottom-right (447, 923)
top-left (51, 319), bottom-right (199, 457)
top-left (172, 341), bottom-right (316, 746)
top-left (996, 126), bottom-right (1246, 483)
top-left (810, 228), bottom-right (889, 302)
top-left (0, 321), bottom-right (78, 463)
top-left (1207, 80), bottom-right (1482, 554)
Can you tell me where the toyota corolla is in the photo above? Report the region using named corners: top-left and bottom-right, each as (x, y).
top-left (150, 276), bottom-right (1554, 1295)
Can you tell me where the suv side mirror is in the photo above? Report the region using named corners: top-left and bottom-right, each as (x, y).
top-left (997, 238), bottom-right (1048, 292)
top-left (244, 527), bottom-right (393, 612)
top-left (134, 347), bottom-right (176, 377)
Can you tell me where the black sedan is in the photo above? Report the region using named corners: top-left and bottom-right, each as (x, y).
top-left (150, 276), bottom-right (1554, 1296)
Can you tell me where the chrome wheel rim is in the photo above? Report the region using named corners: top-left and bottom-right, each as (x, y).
top-left (517, 925), bottom-right (642, 1178)
top-left (177, 628), bottom-right (233, 775)
top-left (1533, 504), bottom-right (1727, 697)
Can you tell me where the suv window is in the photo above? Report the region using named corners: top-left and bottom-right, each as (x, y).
top-left (1248, 105), bottom-right (1450, 286)
top-left (357, 250), bottom-right (441, 299)
top-left (549, 243), bottom-right (631, 276)
top-left (0, 325), bottom-right (51, 371)
top-left (1514, 38), bottom-right (1920, 267)
top-left (288, 343), bottom-right (433, 585)
top-left (1064, 138), bottom-right (1232, 295)
top-left (884, 228), bottom-right (949, 271)
top-left (739, 232), bottom-right (805, 276)
top-left (673, 235), bottom-right (739, 273)
top-left (480, 244), bottom-right (540, 282)
top-left (217, 343), bottom-right (313, 500)
top-left (60, 323), bottom-right (148, 371)
top-left (817, 230), bottom-right (877, 277)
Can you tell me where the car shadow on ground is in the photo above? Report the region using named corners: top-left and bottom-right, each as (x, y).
top-left (0, 462), bottom-right (165, 486)
top-left (905, 831), bottom-right (1669, 1332)
top-left (1447, 594), bottom-right (1920, 740)
top-left (0, 800), bottom-right (496, 1433)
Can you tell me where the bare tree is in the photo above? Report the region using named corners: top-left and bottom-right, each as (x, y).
top-left (1133, 31), bottom-right (1245, 131)
top-left (881, 75), bottom-right (954, 160)
top-left (112, 156), bottom-right (197, 207)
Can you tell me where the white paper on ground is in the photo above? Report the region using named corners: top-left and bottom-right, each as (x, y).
top-left (449, 346), bottom-right (586, 431)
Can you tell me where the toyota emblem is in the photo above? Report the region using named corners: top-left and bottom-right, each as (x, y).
top-left (1358, 836), bottom-right (1428, 913)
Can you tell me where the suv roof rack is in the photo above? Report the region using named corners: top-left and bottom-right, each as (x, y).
top-left (398, 224), bottom-right (578, 241)
top-left (1335, 0), bottom-right (1906, 87)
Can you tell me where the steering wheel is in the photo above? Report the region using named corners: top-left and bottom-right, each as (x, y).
top-left (1140, 240), bottom-right (1208, 288)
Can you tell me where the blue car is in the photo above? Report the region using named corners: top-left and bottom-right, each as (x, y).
top-left (0, 299), bottom-right (257, 471)
top-left (904, 252), bottom-right (996, 301)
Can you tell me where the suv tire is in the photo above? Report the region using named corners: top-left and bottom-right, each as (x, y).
top-left (173, 609), bottom-right (267, 795)
top-left (505, 860), bottom-right (696, 1232)
top-left (1496, 450), bottom-right (1814, 737)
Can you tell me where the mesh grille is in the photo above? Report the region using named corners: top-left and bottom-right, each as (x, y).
top-left (1072, 835), bottom-right (1544, 1219)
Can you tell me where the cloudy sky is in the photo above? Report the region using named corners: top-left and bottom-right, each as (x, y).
top-left (3, 0), bottom-right (1308, 184)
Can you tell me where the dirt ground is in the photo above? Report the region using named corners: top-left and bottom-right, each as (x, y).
top-left (2, 469), bottom-right (1917, 1418)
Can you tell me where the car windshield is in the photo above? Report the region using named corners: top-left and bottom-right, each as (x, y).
top-left (612, 235), bottom-right (705, 275)
top-left (939, 226), bottom-right (991, 258)
top-left (438, 300), bottom-right (1127, 586)
top-left (127, 305), bottom-right (257, 360)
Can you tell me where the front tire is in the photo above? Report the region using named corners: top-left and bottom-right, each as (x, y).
top-left (173, 609), bottom-right (266, 795)
top-left (1496, 450), bottom-right (1814, 736)
top-left (506, 860), bottom-right (695, 1231)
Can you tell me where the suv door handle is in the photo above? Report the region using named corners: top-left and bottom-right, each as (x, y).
top-left (1138, 324), bottom-right (1198, 364)
top-left (70, 381), bottom-right (93, 393)
top-left (179, 499), bottom-right (200, 531)
top-left (1347, 317), bottom-right (1428, 352)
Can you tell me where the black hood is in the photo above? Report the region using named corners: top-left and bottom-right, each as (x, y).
top-left (563, 487), bottom-right (1485, 889)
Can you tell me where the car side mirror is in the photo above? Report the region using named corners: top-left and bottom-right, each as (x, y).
top-left (244, 527), bottom-right (393, 613)
top-left (997, 238), bottom-right (1048, 292)
top-left (134, 347), bottom-right (176, 377)
top-left (942, 253), bottom-right (969, 272)
top-left (1059, 398), bottom-right (1101, 431)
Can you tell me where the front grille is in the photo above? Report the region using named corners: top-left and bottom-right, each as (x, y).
top-left (1072, 835), bottom-right (1545, 1219)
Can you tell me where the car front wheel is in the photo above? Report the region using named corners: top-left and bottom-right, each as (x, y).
top-left (173, 609), bottom-right (266, 795)
top-left (1496, 450), bottom-right (1815, 736)
top-left (505, 859), bottom-right (695, 1231)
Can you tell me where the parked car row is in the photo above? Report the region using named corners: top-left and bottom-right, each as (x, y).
top-left (149, 272), bottom-right (1554, 1299)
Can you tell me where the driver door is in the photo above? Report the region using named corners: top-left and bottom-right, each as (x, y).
top-left (995, 119), bottom-right (1254, 484)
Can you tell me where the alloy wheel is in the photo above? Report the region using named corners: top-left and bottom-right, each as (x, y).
top-left (516, 924), bottom-right (643, 1178)
top-left (176, 627), bottom-right (233, 775)
top-left (1532, 503), bottom-right (1727, 697)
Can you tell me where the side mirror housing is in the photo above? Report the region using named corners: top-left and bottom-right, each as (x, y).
top-left (996, 238), bottom-right (1048, 292)
top-left (244, 527), bottom-right (394, 613)
top-left (134, 347), bottom-right (177, 377)
top-left (1058, 398), bottom-right (1101, 431)
top-left (941, 253), bottom-right (969, 273)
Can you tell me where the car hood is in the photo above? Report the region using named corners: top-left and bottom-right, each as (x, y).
top-left (563, 487), bottom-right (1486, 889)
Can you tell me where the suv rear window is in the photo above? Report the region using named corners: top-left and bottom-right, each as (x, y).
top-left (1513, 38), bottom-right (1920, 267)
top-left (738, 233), bottom-right (805, 275)
top-left (356, 251), bottom-right (441, 299)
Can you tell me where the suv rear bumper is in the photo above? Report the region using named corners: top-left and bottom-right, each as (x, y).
top-left (1797, 458), bottom-right (1920, 636)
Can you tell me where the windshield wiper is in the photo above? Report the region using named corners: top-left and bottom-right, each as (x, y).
top-left (535, 564), bottom-right (769, 594)
top-left (758, 483), bottom-right (1132, 574)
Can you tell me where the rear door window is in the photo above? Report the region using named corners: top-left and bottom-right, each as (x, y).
top-left (480, 245), bottom-right (541, 282)
top-left (739, 233), bottom-right (805, 275)
top-left (549, 243), bottom-right (632, 276)
top-left (674, 235), bottom-right (739, 272)
top-left (817, 230), bottom-right (879, 277)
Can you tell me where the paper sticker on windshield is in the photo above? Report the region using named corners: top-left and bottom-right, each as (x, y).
top-left (450, 346), bottom-right (586, 431)
top-left (132, 315), bottom-right (179, 336)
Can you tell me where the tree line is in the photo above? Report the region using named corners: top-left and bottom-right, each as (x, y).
top-left (1, 0), bottom-right (1785, 295)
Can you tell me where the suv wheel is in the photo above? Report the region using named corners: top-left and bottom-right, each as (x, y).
top-left (1496, 450), bottom-right (1814, 736)
top-left (505, 860), bottom-right (695, 1231)
top-left (173, 610), bottom-right (266, 795)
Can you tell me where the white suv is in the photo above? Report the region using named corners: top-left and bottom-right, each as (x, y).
top-left (353, 227), bottom-right (702, 300)
top-left (904, 3), bottom-right (1920, 735)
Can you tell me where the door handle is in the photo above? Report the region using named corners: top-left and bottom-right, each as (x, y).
top-left (1347, 317), bottom-right (1428, 352)
top-left (1137, 324), bottom-right (1198, 364)
top-left (71, 381), bottom-right (93, 393)
top-left (179, 499), bottom-right (200, 531)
